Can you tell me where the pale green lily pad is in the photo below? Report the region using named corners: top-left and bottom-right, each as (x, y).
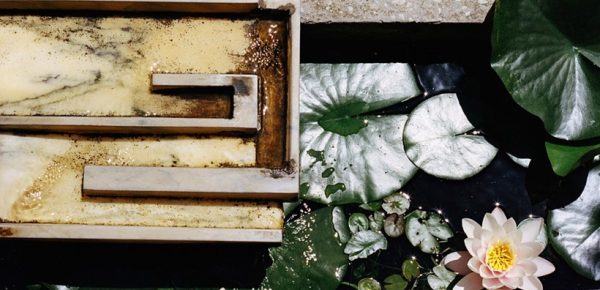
top-left (405, 210), bottom-right (453, 254)
top-left (349, 213), bottom-right (370, 234)
top-left (344, 230), bottom-right (388, 261)
top-left (427, 265), bottom-right (456, 290)
top-left (383, 274), bottom-right (408, 290)
top-left (369, 211), bottom-right (385, 232)
top-left (382, 191), bottom-right (411, 215)
top-left (301, 63), bottom-right (421, 204)
top-left (548, 164), bottom-right (600, 281)
top-left (358, 278), bottom-right (382, 290)
top-left (402, 259), bottom-right (420, 280)
top-left (403, 93), bottom-right (498, 180)
top-left (262, 207), bottom-right (349, 289)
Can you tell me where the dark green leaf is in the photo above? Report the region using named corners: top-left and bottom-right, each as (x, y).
top-left (403, 93), bottom-right (497, 180)
top-left (492, 0), bottom-right (600, 140)
top-left (262, 207), bottom-right (349, 289)
top-left (344, 230), bottom-right (388, 261)
top-left (548, 164), bottom-right (600, 281)
top-left (545, 142), bottom-right (600, 177)
top-left (349, 213), bottom-right (370, 234)
top-left (401, 259), bottom-right (420, 281)
top-left (383, 274), bottom-right (408, 290)
top-left (301, 63), bottom-right (421, 205)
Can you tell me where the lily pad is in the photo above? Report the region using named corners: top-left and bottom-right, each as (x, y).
top-left (262, 207), bottom-right (349, 289)
top-left (548, 164), bottom-right (600, 281)
top-left (401, 259), bottom-right (420, 281)
top-left (545, 142), bottom-right (600, 177)
top-left (491, 0), bottom-right (600, 140)
top-left (369, 211), bottom-right (385, 232)
top-left (301, 63), bottom-right (421, 204)
top-left (382, 191), bottom-right (411, 215)
top-left (349, 213), bottom-right (370, 234)
top-left (383, 274), bottom-right (408, 290)
top-left (404, 210), bottom-right (453, 254)
top-left (403, 93), bottom-right (498, 180)
top-left (507, 153), bottom-right (531, 168)
top-left (344, 230), bottom-right (388, 261)
top-left (358, 278), bottom-right (382, 290)
top-left (427, 265), bottom-right (456, 290)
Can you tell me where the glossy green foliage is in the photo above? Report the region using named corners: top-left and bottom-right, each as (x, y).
top-left (492, 0), bottom-right (600, 141)
top-left (300, 63), bottom-right (421, 204)
top-left (548, 165), bottom-right (600, 281)
top-left (262, 207), bottom-right (349, 289)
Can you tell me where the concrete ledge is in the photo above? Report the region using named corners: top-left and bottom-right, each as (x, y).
top-left (301, 0), bottom-right (493, 23)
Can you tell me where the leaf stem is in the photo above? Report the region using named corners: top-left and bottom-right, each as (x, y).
top-left (341, 281), bottom-right (359, 289)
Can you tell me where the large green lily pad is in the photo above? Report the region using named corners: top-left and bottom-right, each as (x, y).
top-left (262, 206), bottom-right (350, 289)
top-left (545, 142), bottom-right (600, 177)
top-left (300, 63), bottom-right (421, 204)
top-left (548, 165), bottom-right (600, 281)
top-left (403, 93), bottom-right (498, 180)
top-left (491, 0), bottom-right (600, 141)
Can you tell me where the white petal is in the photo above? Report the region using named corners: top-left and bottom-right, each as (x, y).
top-left (503, 218), bottom-right (517, 234)
top-left (520, 276), bottom-right (543, 290)
top-left (518, 218), bottom-right (543, 242)
top-left (483, 277), bottom-right (504, 289)
top-left (483, 213), bottom-right (501, 232)
top-left (492, 207), bottom-right (508, 225)
top-left (520, 241), bottom-right (544, 257)
top-left (500, 276), bottom-right (522, 289)
top-left (465, 238), bottom-right (481, 257)
top-left (512, 260), bottom-right (536, 276)
top-left (479, 264), bottom-right (495, 279)
top-left (454, 272), bottom-right (484, 290)
top-left (463, 218), bottom-right (482, 238)
top-left (532, 257), bottom-right (555, 277)
top-left (444, 251), bottom-right (472, 275)
top-left (505, 265), bottom-right (526, 278)
top-left (468, 257), bottom-right (482, 273)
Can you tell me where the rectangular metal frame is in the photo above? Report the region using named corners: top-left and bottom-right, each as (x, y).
top-left (0, 0), bottom-right (300, 243)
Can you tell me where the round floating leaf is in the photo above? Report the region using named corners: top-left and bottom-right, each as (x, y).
top-left (262, 207), bottom-right (349, 289)
top-left (333, 206), bottom-right (352, 244)
top-left (383, 274), bottom-right (408, 290)
top-left (403, 93), bottom-right (498, 180)
top-left (548, 164), bottom-right (600, 281)
top-left (405, 210), bottom-right (454, 254)
top-left (384, 213), bottom-right (405, 238)
top-left (545, 142), bottom-right (600, 177)
top-left (344, 230), bottom-right (388, 261)
top-left (369, 211), bottom-right (385, 232)
top-left (401, 259), bottom-right (420, 281)
top-left (491, 0), bottom-right (600, 140)
top-left (349, 213), bottom-right (370, 234)
top-left (427, 265), bottom-right (457, 290)
top-left (358, 278), bottom-right (382, 290)
top-left (301, 63), bottom-right (421, 205)
top-left (382, 191), bottom-right (411, 215)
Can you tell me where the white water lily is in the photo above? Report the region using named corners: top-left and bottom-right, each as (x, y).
top-left (443, 207), bottom-right (555, 290)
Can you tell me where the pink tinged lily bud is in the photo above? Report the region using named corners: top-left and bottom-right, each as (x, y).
top-left (442, 207), bottom-right (555, 290)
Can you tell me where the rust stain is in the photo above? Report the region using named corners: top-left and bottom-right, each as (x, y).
top-left (0, 227), bottom-right (14, 237)
top-left (239, 19), bottom-right (288, 168)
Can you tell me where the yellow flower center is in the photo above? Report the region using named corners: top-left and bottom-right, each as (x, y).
top-left (486, 241), bottom-right (516, 271)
